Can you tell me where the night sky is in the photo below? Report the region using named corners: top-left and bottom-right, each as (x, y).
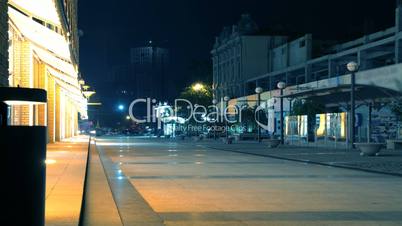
top-left (78, 0), bottom-right (395, 103)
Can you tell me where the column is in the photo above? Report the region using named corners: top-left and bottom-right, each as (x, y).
top-left (55, 85), bottom-right (61, 141)
top-left (11, 40), bottom-right (33, 125)
top-left (47, 76), bottom-right (56, 143)
top-left (305, 64), bottom-right (312, 83)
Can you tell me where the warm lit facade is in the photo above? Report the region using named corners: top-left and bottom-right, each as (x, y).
top-left (7, 0), bottom-right (87, 142)
top-left (0, 0), bottom-right (7, 87)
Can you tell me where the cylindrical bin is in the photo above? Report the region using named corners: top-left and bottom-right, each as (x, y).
top-left (2, 126), bottom-right (47, 226)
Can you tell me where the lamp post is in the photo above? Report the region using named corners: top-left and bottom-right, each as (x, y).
top-left (255, 87), bottom-right (263, 142)
top-left (224, 96), bottom-right (230, 142)
top-left (277, 82), bottom-right (286, 145)
top-left (347, 61), bottom-right (359, 149)
top-left (212, 99), bottom-right (218, 140)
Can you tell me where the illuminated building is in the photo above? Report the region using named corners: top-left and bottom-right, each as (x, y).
top-left (216, 2), bottom-right (402, 144)
top-left (7, 0), bottom-right (87, 142)
top-left (0, 0), bottom-right (7, 86)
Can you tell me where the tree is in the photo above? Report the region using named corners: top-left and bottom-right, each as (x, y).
top-left (178, 83), bottom-right (212, 107)
top-left (177, 83), bottom-right (213, 136)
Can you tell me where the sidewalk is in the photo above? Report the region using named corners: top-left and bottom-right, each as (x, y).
top-left (45, 136), bottom-right (89, 226)
top-left (80, 142), bottom-right (122, 226)
top-left (191, 139), bottom-right (402, 176)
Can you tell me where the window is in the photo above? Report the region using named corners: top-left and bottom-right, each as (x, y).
top-left (32, 17), bottom-right (45, 26)
top-left (299, 40), bottom-right (306, 48)
top-left (47, 23), bottom-right (54, 30)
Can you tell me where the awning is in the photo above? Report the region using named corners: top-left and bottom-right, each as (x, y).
top-left (9, 7), bottom-right (71, 60)
top-left (10, 0), bottom-right (61, 26)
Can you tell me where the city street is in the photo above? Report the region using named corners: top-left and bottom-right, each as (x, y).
top-left (91, 137), bottom-right (402, 225)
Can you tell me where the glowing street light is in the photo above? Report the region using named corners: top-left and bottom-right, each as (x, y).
top-left (192, 83), bottom-right (205, 92)
top-left (118, 104), bottom-right (125, 111)
top-left (126, 115), bottom-right (131, 120)
top-left (83, 90), bottom-right (95, 99)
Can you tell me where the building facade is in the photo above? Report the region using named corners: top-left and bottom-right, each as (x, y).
top-left (213, 3), bottom-right (402, 99)
top-left (0, 0), bottom-right (7, 87)
top-left (214, 2), bottom-right (402, 144)
top-left (211, 14), bottom-right (288, 99)
top-left (7, 0), bottom-right (87, 142)
top-left (226, 4), bottom-right (402, 98)
top-left (130, 45), bottom-right (170, 100)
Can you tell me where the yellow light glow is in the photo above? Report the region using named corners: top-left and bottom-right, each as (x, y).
top-left (83, 90), bottom-right (96, 99)
top-left (192, 83), bottom-right (204, 91)
top-left (316, 114), bottom-right (326, 137)
top-left (340, 112), bottom-right (347, 138)
top-left (45, 159), bottom-right (57, 165)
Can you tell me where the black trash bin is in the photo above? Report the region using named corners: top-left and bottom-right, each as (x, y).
top-left (1, 87), bottom-right (47, 226)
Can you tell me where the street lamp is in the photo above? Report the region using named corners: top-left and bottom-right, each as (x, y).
top-left (347, 61), bottom-right (359, 149)
top-left (192, 83), bottom-right (205, 92)
top-left (83, 90), bottom-right (96, 100)
top-left (255, 87), bottom-right (263, 142)
top-left (118, 104), bottom-right (125, 111)
top-left (223, 96), bottom-right (230, 142)
top-left (212, 99), bottom-right (218, 140)
top-left (277, 82), bottom-right (286, 145)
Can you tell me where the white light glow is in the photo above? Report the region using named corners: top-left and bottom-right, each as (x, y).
top-left (45, 159), bottom-right (57, 165)
top-left (4, 101), bottom-right (46, 106)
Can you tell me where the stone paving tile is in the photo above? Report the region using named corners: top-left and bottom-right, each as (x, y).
top-left (45, 136), bottom-right (89, 226)
top-left (97, 145), bottom-right (164, 226)
top-left (95, 137), bottom-right (402, 225)
top-left (194, 140), bottom-right (402, 176)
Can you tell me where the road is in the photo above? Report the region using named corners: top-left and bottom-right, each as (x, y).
top-left (93, 137), bottom-right (402, 226)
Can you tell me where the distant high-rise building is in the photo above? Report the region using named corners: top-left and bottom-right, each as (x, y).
top-left (130, 45), bottom-right (170, 100)
top-left (0, 0), bottom-right (7, 87)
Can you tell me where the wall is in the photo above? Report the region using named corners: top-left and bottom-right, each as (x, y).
top-left (0, 0), bottom-right (8, 87)
top-left (241, 36), bottom-right (269, 80)
top-left (271, 35), bottom-right (311, 71)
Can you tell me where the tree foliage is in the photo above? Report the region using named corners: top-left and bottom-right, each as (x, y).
top-left (178, 84), bottom-right (213, 107)
top-left (291, 99), bottom-right (326, 116)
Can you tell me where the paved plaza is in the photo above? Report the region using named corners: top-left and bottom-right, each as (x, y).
top-left (45, 136), bottom-right (89, 226)
top-left (81, 137), bottom-right (402, 225)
